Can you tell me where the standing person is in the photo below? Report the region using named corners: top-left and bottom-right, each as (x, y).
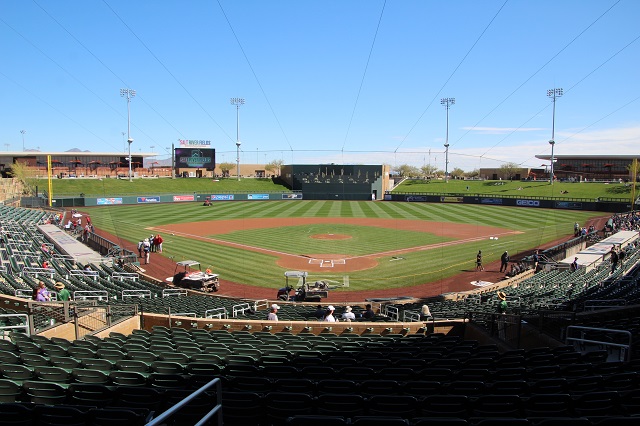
top-left (323, 305), bottom-right (337, 322)
top-left (610, 245), bottom-right (619, 274)
top-left (137, 240), bottom-right (144, 258)
top-left (532, 250), bottom-right (540, 269)
top-left (156, 235), bottom-right (163, 253)
top-left (267, 304), bottom-right (279, 321)
top-left (143, 239), bottom-right (151, 264)
top-left (341, 306), bottom-right (356, 321)
top-left (149, 234), bottom-right (156, 252)
top-left (570, 257), bottom-right (579, 272)
top-left (496, 291), bottom-right (508, 314)
top-left (476, 250), bottom-right (484, 271)
top-left (500, 251), bottom-right (510, 273)
top-left (54, 282), bottom-right (71, 301)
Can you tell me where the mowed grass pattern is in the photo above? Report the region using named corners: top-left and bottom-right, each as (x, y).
top-left (214, 223), bottom-right (453, 257)
top-left (86, 201), bottom-right (602, 291)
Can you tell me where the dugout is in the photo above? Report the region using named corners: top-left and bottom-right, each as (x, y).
top-left (280, 164), bottom-right (390, 200)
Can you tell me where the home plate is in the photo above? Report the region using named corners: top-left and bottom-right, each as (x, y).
top-left (471, 280), bottom-right (493, 287)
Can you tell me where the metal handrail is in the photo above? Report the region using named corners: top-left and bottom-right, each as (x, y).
top-left (566, 325), bottom-right (633, 362)
top-left (144, 376), bottom-right (222, 426)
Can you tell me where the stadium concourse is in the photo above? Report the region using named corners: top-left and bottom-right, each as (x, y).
top-left (89, 214), bottom-right (611, 302)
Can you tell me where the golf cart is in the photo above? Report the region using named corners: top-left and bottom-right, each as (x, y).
top-left (277, 271), bottom-right (329, 302)
top-left (172, 260), bottom-right (219, 292)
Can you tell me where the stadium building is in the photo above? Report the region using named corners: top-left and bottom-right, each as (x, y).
top-left (536, 154), bottom-right (638, 181)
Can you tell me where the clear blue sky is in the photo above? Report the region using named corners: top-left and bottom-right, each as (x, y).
top-left (1, 0), bottom-right (638, 172)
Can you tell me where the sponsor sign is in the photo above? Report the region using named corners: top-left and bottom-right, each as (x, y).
top-left (97, 197), bottom-right (122, 205)
top-left (211, 194), bottom-right (234, 201)
top-left (405, 195), bottom-right (427, 202)
top-left (173, 195), bottom-right (195, 202)
top-left (137, 196), bottom-right (160, 203)
top-left (440, 196), bottom-right (464, 203)
top-left (516, 199), bottom-right (540, 207)
top-left (178, 139), bottom-right (211, 147)
top-left (138, 196), bottom-right (160, 203)
top-left (555, 201), bottom-right (583, 210)
top-left (481, 198), bottom-right (503, 205)
top-left (282, 193), bottom-right (303, 200)
top-left (248, 194), bottom-right (270, 200)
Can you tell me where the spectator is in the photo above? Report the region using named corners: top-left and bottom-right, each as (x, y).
top-left (35, 282), bottom-right (50, 302)
top-left (570, 257), bottom-right (579, 272)
top-left (496, 291), bottom-right (508, 314)
top-left (420, 304), bottom-right (432, 320)
top-left (54, 282), bottom-right (71, 301)
top-left (362, 304), bottom-right (375, 320)
top-left (323, 305), bottom-right (337, 322)
top-left (137, 240), bottom-right (144, 258)
top-left (610, 245), bottom-right (619, 274)
top-left (341, 306), bottom-right (356, 321)
top-left (313, 304), bottom-right (325, 319)
top-left (267, 304), bottom-right (279, 321)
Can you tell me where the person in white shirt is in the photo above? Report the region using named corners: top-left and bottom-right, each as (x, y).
top-left (324, 305), bottom-right (337, 322)
top-left (267, 304), bottom-right (279, 321)
top-left (341, 306), bottom-right (356, 321)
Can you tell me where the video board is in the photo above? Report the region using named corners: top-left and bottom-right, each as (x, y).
top-left (174, 148), bottom-right (215, 170)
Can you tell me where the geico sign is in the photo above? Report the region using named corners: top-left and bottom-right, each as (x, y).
top-left (516, 200), bottom-right (540, 207)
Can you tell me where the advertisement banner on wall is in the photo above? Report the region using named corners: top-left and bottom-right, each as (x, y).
top-left (481, 198), bottom-right (503, 205)
top-left (282, 193), bottom-right (303, 200)
top-left (516, 199), bottom-right (541, 207)
top-left (97, 198), bottom-right (123, 205)
top-left (173, 195), bottom-right (195, 202)
top-left (137, 196), bottom-right (160, 203)
top-left (248, 194), bottom-right (270, 200)
top-left (440, 196), bottom-right (464, 203)
top-left (405, 195), bottom-right (428, 202)
top-left (555, 201), bottom-right (583, 210)
top-left (211, 194), bottom-right (234, 201)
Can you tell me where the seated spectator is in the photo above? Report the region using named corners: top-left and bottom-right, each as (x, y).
top-left (267, 304), bottom-right (279, 321)
top-left (420, 304), bottom-right (432, 320)
top-left (35, 282), bottom-right (50, 302)
top-left (323, 305), bottom-right (337, 322)
top-left (313, 304), bottom-right (325, 319)
top-left (362, 304), bottom-right (375, 320)
top-left (341, 306), bottom-right (356, 321)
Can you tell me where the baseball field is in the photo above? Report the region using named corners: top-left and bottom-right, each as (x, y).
top-left (85, 200), bottom-right (602, 291)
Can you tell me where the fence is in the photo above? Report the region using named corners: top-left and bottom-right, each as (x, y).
top-left (566, 325), bottom-right (633, 362)
top-left (534, 310), bottom-right (577, 341)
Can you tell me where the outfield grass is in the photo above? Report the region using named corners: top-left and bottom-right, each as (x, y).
top-left (86, 200), bottom-right (603, 291)
top-left (395, 178), bottom-right (636, 200)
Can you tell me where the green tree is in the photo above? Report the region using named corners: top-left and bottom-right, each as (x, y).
top-left (265, 159), bottom-right (284, 176)
top-left (394, 164), bottom-right (420, 177)
top-left (450, 167), bottom-right (465, 179)
top-left (499, 162), bottom-right (520, 180)
top-left (465, 169), bottom-right (480, 178)
top-left (219, 162), bottom-right (235, 177)
top-left (10, 161), bottom-right (36, 196)
top-left (420, 164), bottom-right (438, 177)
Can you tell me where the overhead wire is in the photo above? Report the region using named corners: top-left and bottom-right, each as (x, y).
top-left (31, 0), bottom-right (185, 142)
top-left (452, 0), bottom-right (622, 150)
top-left (341, 0), bottom-right (387, 153)
top-left (216, 0), bottom-right (293, 151)
top-left (101, 0), bottom-right (234, 142)
top-left (393, 0), bottom-right (510, 153)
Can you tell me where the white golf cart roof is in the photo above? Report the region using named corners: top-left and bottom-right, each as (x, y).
top-left (176, 260), bottom-right (200, 268)
top-left (284, 271), bottom-right (308, 278)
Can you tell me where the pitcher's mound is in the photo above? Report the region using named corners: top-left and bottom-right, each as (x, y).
top-left (310, 233), bottom-right (352, 240)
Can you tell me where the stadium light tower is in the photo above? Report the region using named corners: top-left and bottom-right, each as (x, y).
top-left (230, 97), bottom-right (245, 181)
top-left (441, 98), bottom-right (455, 183)
top-left (20, 130), bottom-right (26, 151)
top-left (120, 88), bottom-right (136, 182)
top-left (547, 88), bottom-right (562, 185)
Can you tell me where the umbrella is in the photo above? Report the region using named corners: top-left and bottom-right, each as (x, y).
top-left (70, 160), bottom-right (83, 164)
top-left (88, 160), bottom-right (102, 164)
top-left (51, 160), bottom-right (63, 164)
top-left (72, 213), bottom-right (82, 218)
